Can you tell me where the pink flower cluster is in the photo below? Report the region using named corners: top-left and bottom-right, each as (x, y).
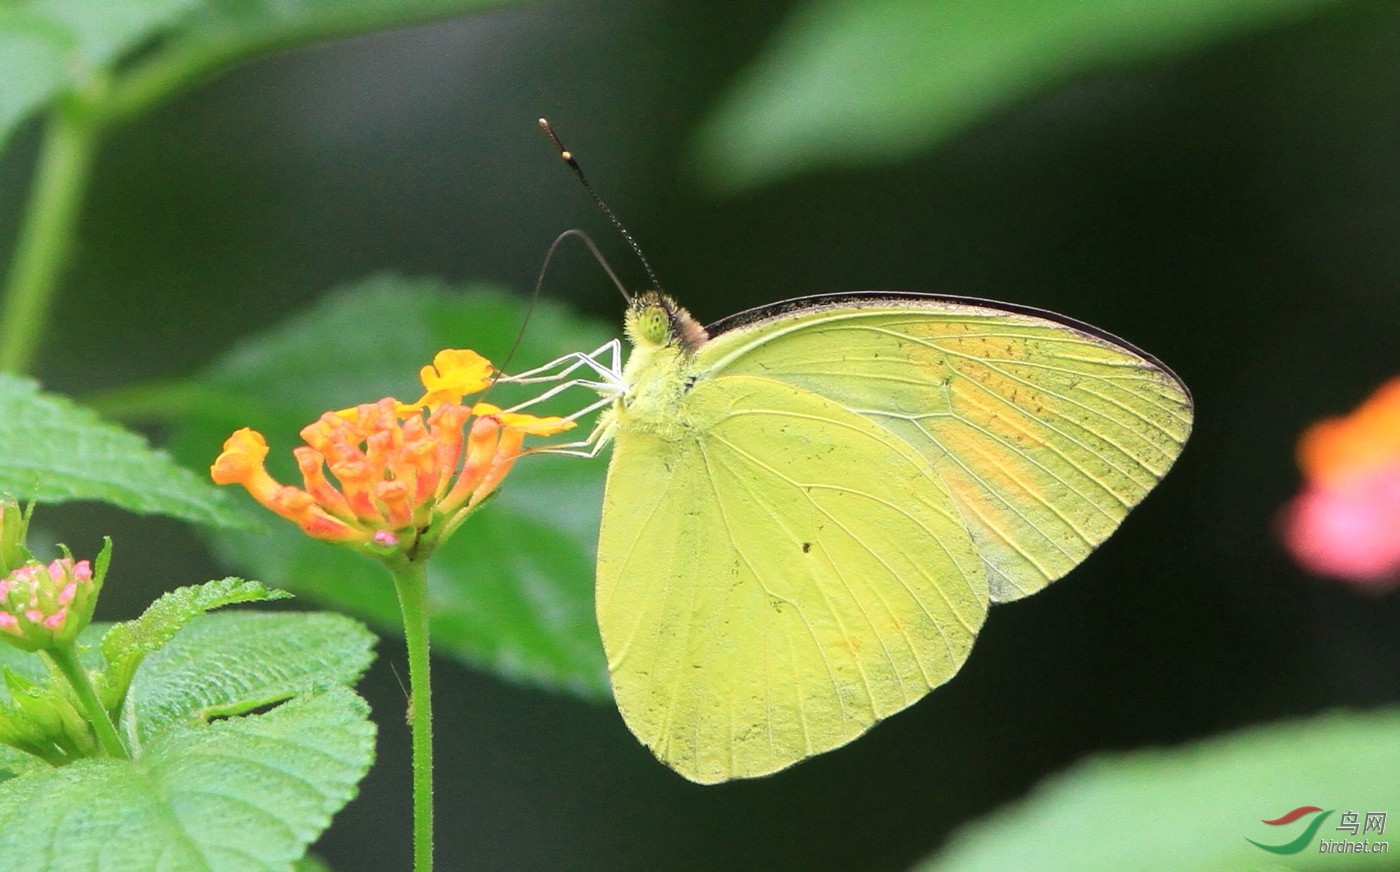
top-left (1283, 377), bottom-right (1400, 589)
top-left (0, 557), bottom-right (94, 648)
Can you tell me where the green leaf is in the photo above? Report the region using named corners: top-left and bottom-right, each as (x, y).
top-left (170, 0), bottom-right (518, 42)
top-left (102, 0), bottom-right (530, 122)
top-left (0, 610), bottom-right (374, 868)
top-left (693, 0), bottom-right (1347, 190)
top-left (0, 10), bottom-right (71, 156)
top-left (128, 611), bottom-right (376, 742)
top-left (167, 275), bottom-right (615, 697)
top-left (0, 0), bottom-right (200, 153)
top-left (25, 0), bottom-right (202, 66)
top-left (101, 577), bottom-right (291, 709)
top-left (0, 687), bottom-right (375, 872)
top-left (102, 577), bottom-right (290, 665)
top-left (2, 608), bottom-right (375, 778)
top-left (0, 661), bottom-right (102, 763)
top-left (916, 708), bottom-right (1400, 872)
top-left (0, 748), bottom-right (33, 782)
top-left (0, 374), bottom-right (255, 528)
top-left (0, 627), bottom-right (103, 777)
top-left (0, 626), bottom-right (102, 693)
top-left (1, 0), bottom-right (528, 158)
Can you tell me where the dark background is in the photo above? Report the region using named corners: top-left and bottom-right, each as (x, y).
top-left (4, 1), bottom-right (1400, 869)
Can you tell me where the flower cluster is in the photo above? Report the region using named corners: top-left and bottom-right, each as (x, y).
top-left (1283, 376), bottom-right (1400, 588)
top-left (0, 557), bottom-right (97, 651)
top-left (211, 349), bottom-right (574, 560)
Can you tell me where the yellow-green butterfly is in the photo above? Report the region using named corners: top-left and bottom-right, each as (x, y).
top-left (592, 289), bottom-right (1192, 783)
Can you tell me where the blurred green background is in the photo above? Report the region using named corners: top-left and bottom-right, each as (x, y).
top-left (4, 0), bottom-right (1400, 868)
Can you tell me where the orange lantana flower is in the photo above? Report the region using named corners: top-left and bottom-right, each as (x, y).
top-left (211, 349), bottom-right (573, 560)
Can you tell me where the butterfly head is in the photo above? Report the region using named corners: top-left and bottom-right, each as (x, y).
top-left (625, 291), bottom-right (709, 353)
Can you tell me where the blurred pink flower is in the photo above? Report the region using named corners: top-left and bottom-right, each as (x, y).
top-left (1283, 377), bottom-right (1400, 590)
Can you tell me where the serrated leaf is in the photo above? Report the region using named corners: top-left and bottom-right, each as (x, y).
top-left (917, 708), bottom-right (1400, 872)
top-left (0, 688), bottom-right (375, 872)
top-left (103, 577), bottom-right (288, 664)
top-left (129, 611), bottom-right (376, 742)
top-left (101, 578), bottom-right (289, 708)
top-left (693, 0), bottom-right (1347, 190)
top-left (1, 610), bottom-right (374, 783)
top-left (0, 374), bottom-right (255, 528)
top-left (167, 275), bottom-right (614, 697)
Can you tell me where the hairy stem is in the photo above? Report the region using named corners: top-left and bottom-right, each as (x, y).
top-left (391, 559), bottom-right (435, 872)
top-left (46, 644), bottom-right (128, 759)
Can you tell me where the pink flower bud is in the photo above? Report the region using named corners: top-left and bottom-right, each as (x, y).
top-left (0, 555), bottom-right (102, 651)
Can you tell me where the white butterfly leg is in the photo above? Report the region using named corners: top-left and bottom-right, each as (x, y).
top-left (496, 340), bottom-right (625, 458)
top-left (499, 339), bottom-right (623, 387)
top-left (522, 409), bottom-right (618, 458)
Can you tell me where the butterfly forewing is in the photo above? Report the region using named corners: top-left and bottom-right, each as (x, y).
top-left (696, 297), bottom-right (1193, 601)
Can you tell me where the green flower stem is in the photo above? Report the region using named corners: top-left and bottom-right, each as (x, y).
top-left (45, 644), bottom-right (128, 759)
top-left (391, 559), bottom-right (435, 872)
top-left (0, 94), bottom-right (103, 376)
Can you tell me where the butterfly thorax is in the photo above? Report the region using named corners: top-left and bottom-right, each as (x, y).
top-left (608, 292), bottom-right (710, 441)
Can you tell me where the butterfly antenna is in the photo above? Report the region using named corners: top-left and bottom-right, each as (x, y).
top-left (539, 228), bottom-right (630, 304)
top-left (486, 231), bottom-right (634, 419)
top-left (485, 227), bottom-right (623, 391)
top-left (538, 117), bottom-right (664, 296)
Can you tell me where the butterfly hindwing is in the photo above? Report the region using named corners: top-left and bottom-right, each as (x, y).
top-left (597, 374), bottom-right (987, 783)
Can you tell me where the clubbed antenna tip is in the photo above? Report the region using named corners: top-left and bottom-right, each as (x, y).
top-left (537, 118), bottom-right (663, 296)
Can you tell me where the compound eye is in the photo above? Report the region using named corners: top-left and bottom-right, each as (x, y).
top-left (638, 306), bottom-right (670, 344)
